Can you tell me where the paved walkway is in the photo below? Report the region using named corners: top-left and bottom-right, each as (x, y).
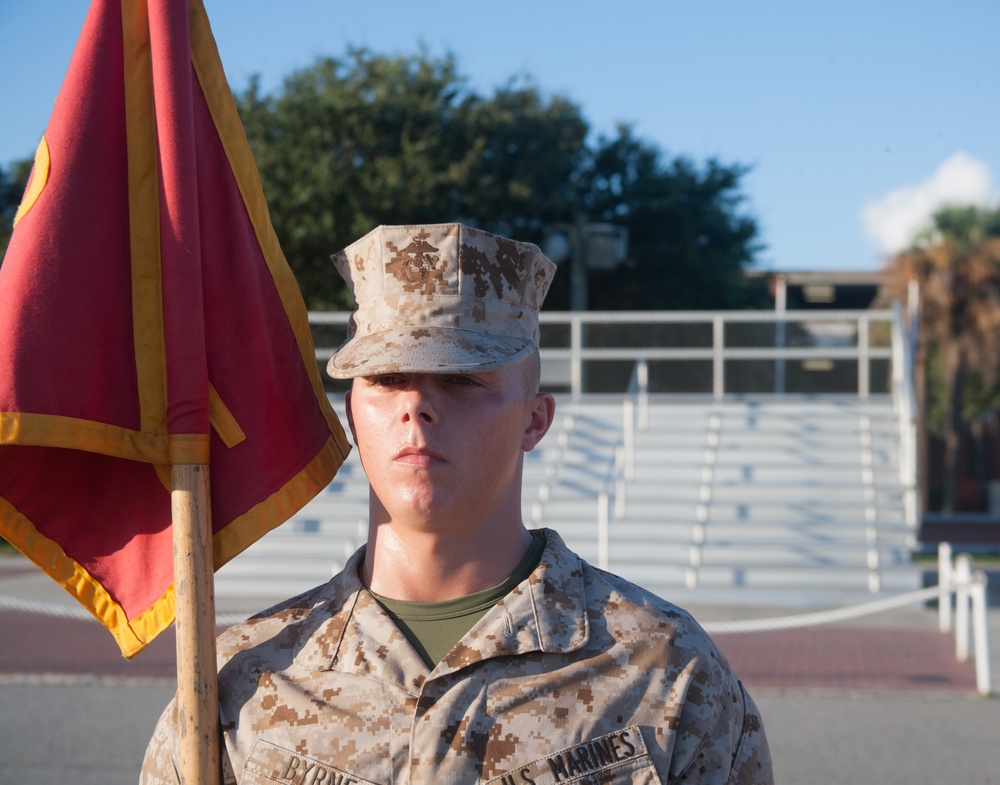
top-left (3, 553), bottom-right (998, 785)
top-left (0, 610), bottom-right (983, 694)
top-left (716, 625), bottom-right (978, 692)
top-left (0, 553), bottom-right (993, 694)
top-left (6, 610), bottom-right (979, 693)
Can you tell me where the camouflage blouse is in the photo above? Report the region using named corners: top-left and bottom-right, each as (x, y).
top-left (141, 529), bottom-right (772, 785)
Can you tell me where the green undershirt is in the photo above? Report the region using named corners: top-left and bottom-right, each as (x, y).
top-left (370, 533), bottom-right (545, 669)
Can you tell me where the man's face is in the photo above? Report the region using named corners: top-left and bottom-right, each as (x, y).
top-left (345, 361), bottom-right (554, 531)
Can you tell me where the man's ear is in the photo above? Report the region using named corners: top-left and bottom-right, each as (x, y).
top-left (344, 387), bottom-right (358, 445)
top-left (522, 392), bottom-right (556, 452)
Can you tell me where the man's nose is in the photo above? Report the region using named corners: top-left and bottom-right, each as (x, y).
top-left (399, 382), bottom-right (437, 423)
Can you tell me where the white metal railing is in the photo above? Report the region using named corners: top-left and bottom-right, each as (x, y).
top-left (596, 359), bottom-right (650, 567)
top-left (528, 413), bottom-right (576, 530)
top-left (622, 357), bottom-right (649, 482)
top-left (311, 306), bottom-right (915, 561)
top-left (701, 542), bottom-right (991, 696)
top-left (891, 303), bottom-right (921, 529)
top-left (536, 310), bottom-right (893, 399)
top-left (938, 543), bottom-right (992, 695)
top-left (936, 541), bottom-right (993, 687)
top-left (309, 309), bottom-right (896, 399)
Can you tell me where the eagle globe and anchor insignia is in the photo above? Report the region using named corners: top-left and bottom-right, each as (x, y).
top-left (386, 231), bottom-right (443, 293)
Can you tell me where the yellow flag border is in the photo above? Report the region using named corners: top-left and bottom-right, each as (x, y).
top-left (186, 0), bottom-right (351, 565)
top-left (0, 493), bottom-right (174, 659)
top-left (0, 432), bottom-right (346, 658)
top-left (0, 0), bottom-right (352, 659)
top-left (187, 0), bottom-right (347, 443)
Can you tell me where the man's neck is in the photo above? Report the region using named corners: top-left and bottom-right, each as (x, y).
top-left (361, 519), bottom-right (534, 602)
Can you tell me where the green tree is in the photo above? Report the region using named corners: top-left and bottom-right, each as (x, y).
top-left (0, 158), bottom-right (33, 263)
top-left (455, 84), bottom-right (589, 239)
top-left (884, 205), bottom-right (1000, 512)
top-left (580, 126), bottom-right (761, 310)
top-left (237, 49), bottom-right (589, 309)
top-left (236, 50), bottom-right (760, 311)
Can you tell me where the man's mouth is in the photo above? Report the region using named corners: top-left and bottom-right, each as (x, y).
top-left (393, 446), bottom-right (446, 465)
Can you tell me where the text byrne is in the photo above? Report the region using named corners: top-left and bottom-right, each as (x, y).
top-left (279, 756), bottom-right (361, 785)
top-left (497, 729), bottom-right (639, 785)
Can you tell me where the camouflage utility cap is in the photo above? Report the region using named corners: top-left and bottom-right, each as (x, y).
top-left (326, 223), bottom-right (557, 378)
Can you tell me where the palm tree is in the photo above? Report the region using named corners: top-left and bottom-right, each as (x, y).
top-left (883, 205), bottom-right (1000, 512)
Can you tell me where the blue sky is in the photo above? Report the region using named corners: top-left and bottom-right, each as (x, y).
top-left (2, 0), bottom-right (997, 272)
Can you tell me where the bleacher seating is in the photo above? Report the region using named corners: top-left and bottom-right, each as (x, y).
top-left (215, 394), bottom-right (921, 608)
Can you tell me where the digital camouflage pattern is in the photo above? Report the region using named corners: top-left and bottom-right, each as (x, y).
top-left (326, 224), bottom-right (557, 378)
top-left (141, 530), bottom-right (772, 785)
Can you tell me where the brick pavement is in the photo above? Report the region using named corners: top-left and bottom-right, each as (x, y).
top-left (1, 611), bottom-right (179, 681)
top-left (0, 554), bottom-right (983, 693)
top-left (1, 608), bottom-right (981, 694)
top-left (714, 625), bottom-right (977, 692)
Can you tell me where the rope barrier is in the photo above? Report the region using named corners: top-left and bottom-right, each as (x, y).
top-left (0, 594), bottom-right (93, 620)
top-left (0, 562), bottom-right (990, 695)
top-left (0, 595), bottom-right (248, 628)
top-left (701, 585), bottom-right (942, 634)
top-left (0, 583), bottom-right (957, 635)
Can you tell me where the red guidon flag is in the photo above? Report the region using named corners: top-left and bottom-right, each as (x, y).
top-left (0, 0), bottom-right (351, 658)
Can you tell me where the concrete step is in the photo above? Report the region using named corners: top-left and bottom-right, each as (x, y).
top-left (216, 547), bottom-right (350, 601)
top-left (584, 568), bottom-right (925, 609)
top-left (292, 495), bottom-right (369, 512)
top-left (524, 508), bottom-right (915, 542)
top-left (218, 553), bottom-right (344, 579)
top-left (693, 522), bottom-right (915, 543)
top-left (677, 544), bottom-right (912, 569)
top-left (596, 521), bottom-right (915, 546)
top-left (591, 530), bottom-right (911, 557)
top-left (300, 393), bottom-right (921, 611)
top-left (652, 457), bottom-right (899, 480)
top-left (694, 564), bottom-right (920, 591)
top-left (710, 441), bottom-right (896, 458)
top-left (616, 563), bottom-right (922, 593)
top-left (629, 584), bottom-right (922, 609)
top-left (230, 529), bottom-right (367, 555)
top-left (708, 452), bottom-right (902, 469)
top-left (611, 487), bottom-right (905, 508)
top-left (688, 498), bottom-right (902, 524)
top-left (714, 414), bottom-right (898, 428)
top-left (215, 573), bottom-right (336, 601)
top-left (702, 464), bottom-right (899, 480)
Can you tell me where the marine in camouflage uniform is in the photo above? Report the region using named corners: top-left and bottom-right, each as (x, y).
top-left (141, 224), bottom-right (772, 785)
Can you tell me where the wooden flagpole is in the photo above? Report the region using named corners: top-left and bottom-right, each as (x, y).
top-left (172, 464), bottom-right (221, 785)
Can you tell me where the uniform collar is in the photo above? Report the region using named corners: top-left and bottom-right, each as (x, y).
top-left (289, 529), bottom-right (589, 691)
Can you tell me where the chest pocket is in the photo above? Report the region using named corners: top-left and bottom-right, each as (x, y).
top-left (239, 740), bottom-right (383, 785)
top-left (485, 726), bottom-right (663, 785)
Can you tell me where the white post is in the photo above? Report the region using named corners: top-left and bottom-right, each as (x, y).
top-left (954, 553), bottom-right (972, 663)
top-left (638, 359), bottom-right (649, 431)
top-left (970, 571), bottom-right (992, 696)
top-left (774, 275), bottom-right (786, 395)
top-left (858, 316), bottom-right (870, 399)
top-left (938, 542), bottom-right (953, 633)
top-left (907, 278), bottom-right (920, 340)
top-left (906, 278), bottom-right (920, 410)
top-left (623, 398), bottom-right (635, 482)
top-left (713, 316), bottom-right (724, 400)
top-left (570, 317), bottom-right (583, 399)
top-left (613, 445), bottom-right (626, 520)
top-left (597, 491), bottom-right (610, 570)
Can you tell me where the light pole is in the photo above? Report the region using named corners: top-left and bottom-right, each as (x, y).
top-left (544, 219), bottom-right (628, 312)
top-left (569, 214), bottom-right (589, 311)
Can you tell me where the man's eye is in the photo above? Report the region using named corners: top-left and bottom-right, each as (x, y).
top-left (371, 375), bottom-right (402, 387)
